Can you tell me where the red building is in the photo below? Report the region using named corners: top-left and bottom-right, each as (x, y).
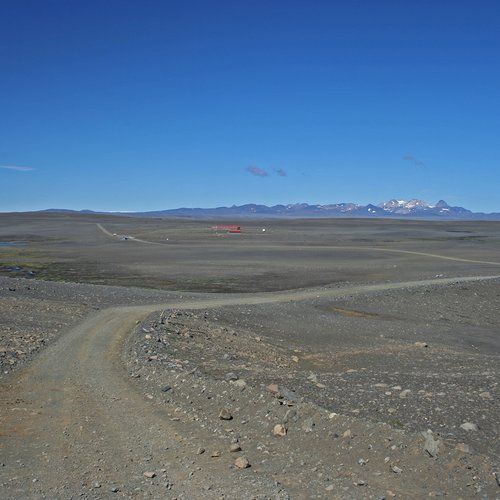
top-left (213, 225), bottom-right (241, 233)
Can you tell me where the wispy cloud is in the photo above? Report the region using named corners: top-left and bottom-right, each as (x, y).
top-left (402, 155), bottom-right (415, 161)
top-left (275, 168), bottom-right (287, 177)
top-left (0, 164), bottom-right (34, 171)
top-left (402, 154), bottom-right (425, 167)
top-left (246, 165), bottom-right (268, 177)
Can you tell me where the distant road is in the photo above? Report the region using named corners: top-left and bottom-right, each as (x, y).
top-left (339, 245), bottom-right (500, 267)
top-left (96, 223), bottom-right (500, 266)
top-left (96, 222), bottom-right (164, 245)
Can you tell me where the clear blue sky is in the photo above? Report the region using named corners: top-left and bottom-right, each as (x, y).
top-left (1, 0), bottom-right (499, 212)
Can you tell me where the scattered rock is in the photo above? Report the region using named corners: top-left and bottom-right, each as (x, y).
top-left (460, 422), bottom-right (478, 432)
top-left (399, 389), bottom-right (411, 399)
top-left (302, 418), bottom-right (315, 433)
top-left (234, 456), bottom-right (250, 469)
top-left (414, 342), bottom-right (428, 348)
top-left (343, 429), bottom-right (353, 439)
top-left (231, 379), bottom-right (247, 390)
top-left (267, 383), bottom-right (279, 394)
top-left (423, 430), bottom-right (441, 457)
top-left (196, 447), bottom-right (205, 455)
top-left (211, 451), bottom-right (221, 458)
top-left (278, 386), bottom-right (302, 403)
top-left (229, 443), bottom-right (241, 452)
top-left (392, 466), bottom-right (403, 474)
top-left (161, 385), bottom-right (172, 392)
top-left (273, 424), bottom-right (287, 437)
top-left (143, 471), bottom-right (156, 478)
top-left (219, 409), bottom-right (233, 420)
top-left (224, 372), bottom-right (238, 382)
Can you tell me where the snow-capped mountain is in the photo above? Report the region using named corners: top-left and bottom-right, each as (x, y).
top-left (376, 198), bottom-right (473, 217)
top-left (378, 199), bottom-right (432, 213)
top-left (42, 199), bottom-right (500, 219)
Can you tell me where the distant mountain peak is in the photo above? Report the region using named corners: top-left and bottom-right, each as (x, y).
top-left (378, 198), bottom-right (431, 210)
top-left (38, 198), bottom-right (498, 220)
top-left (435, 200), bottom-right (449, 208)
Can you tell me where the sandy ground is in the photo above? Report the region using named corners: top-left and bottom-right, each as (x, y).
top-left (1, 213), bottom-right (500, 498)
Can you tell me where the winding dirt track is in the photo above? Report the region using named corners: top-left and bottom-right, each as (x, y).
top-left (1, 275), bottom-right (499, 497)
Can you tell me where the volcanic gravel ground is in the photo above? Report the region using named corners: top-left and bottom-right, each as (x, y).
top-left (126, 279), bottom-right (500, 462)
top-left (122, 302), bottom-right (500, 498)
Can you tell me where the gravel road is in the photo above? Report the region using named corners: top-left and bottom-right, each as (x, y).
top-left (1, 275), bottom-right (500, 498)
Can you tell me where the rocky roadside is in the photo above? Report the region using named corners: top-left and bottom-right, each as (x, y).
top-left (0, 276), bottom-right (177, 378)
top-left (123, 309), bottom-right (500, 498)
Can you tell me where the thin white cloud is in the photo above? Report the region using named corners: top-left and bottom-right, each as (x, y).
top-left (0, 165), bottom-right (34, 171)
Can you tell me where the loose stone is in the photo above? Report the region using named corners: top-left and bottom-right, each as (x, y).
top-left (219, 409), bottom-right (233, 420)
top-left (423, 430), bottom-right (441, 457)
top-left (414, 342), bottom-right (428, 348)
top-left (302, 418), bottom-right (315, 433)
top-left (460, 422), bottom-right (478, 432)
top-left (273, 424), bottom-right (287, 437)
top-left (235, 456), bottom-right (250, 469)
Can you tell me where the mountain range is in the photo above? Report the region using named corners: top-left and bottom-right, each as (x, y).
top-left (44, 199), bottom-right (500, 220)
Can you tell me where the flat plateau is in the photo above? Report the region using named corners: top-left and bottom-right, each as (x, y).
top-left (1, 214), bottom-right (499, 498)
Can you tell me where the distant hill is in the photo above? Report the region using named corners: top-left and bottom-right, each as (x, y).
top-left (40, 199), bottom-right (500, 220)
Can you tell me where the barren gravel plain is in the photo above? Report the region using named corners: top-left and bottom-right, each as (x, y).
top-left (1, 213), bottom-right (500, 499)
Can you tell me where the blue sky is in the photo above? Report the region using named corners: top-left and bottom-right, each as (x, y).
top-left (1, 0), bottom-right (499, 212)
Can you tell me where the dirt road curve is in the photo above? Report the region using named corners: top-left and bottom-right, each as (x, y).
top-left (1, 275), bottom-right (499, 498)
